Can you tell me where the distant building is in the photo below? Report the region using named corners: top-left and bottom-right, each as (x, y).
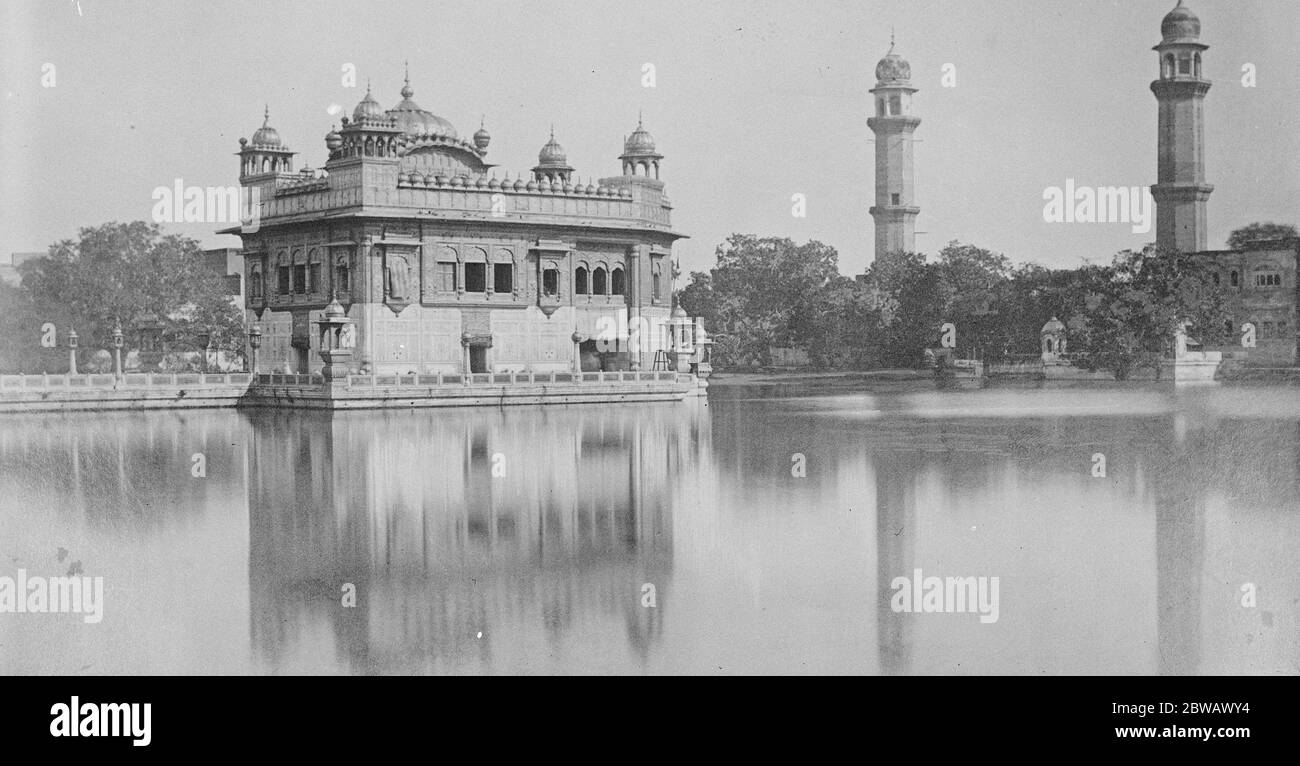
top-left (220, 67), bottom-right (683, 376)
top-left (2, 252), bottom-right (45, 287)
top-left (200, 247), bottom-right (245, 307)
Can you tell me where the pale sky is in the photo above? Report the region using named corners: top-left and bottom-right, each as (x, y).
top-left (2, 0), bottom-right (1297, 277)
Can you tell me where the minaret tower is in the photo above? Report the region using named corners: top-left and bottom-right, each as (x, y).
top-left (1151, 1), bottom-right (1212, 253)
top-left (868, 33), bottom-right (920, 259)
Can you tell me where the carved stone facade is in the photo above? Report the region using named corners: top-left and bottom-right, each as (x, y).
top-left (227, 72), bottom-right (684, 375)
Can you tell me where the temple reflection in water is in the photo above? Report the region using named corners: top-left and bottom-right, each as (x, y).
top-left (0, 385), bottom-right (1297, 674)
top-left (245, 402), bottom-right (708, 673)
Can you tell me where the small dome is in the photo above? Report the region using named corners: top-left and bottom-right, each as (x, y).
top-left (473, 118), bottom-right (491, 150)
top-left (538, 130), bottom-right (568, 166)
top-left (325, 126), bottom-right (343, 152)
top-left (251, 105), bottom-right (282, 147)
top-left (1041, 316), bottom-right (1066, 334)
top-left (624, 118), bottom-right (656, 155)
top-left (324, 297), bottom-right (346, 318)
top-left (353, 85), bottom-right (385, 121)
top-left (875, 50), bottom-right (911, 84)
top-left (1161, 1), bottom-right (1201, 42)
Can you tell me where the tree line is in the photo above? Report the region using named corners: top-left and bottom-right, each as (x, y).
top-left (679, 223), bottom-right (1296, 378)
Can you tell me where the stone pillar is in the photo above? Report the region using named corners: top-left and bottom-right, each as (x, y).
top-left (67, 329), bottom-right (78, 375)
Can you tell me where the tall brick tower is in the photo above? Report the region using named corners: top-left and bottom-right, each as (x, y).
top-left (1151, 1), bottom-right (1213, 253)
top-left (868, 35), bottom-right (921, 259)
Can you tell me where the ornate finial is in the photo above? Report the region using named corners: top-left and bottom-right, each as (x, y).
top-left (638, 109), bottom-right (643, 127)
top-left (889, 27), bottom-right (895, 54)
top-left (263, 103), bottom-right (270, 126)
top-left (401, 61), bottom-right (414, 98)
top-left (549, 123), bottom-right (554, 139)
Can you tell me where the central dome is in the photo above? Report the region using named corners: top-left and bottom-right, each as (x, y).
top-left (388, 75), bottom-right (458, 139)
top-left (1161, 1), bottom-right (1201, 42)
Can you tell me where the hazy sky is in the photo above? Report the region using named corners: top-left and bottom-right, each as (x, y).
top-left (2, 0), bottom-right (1297, 277)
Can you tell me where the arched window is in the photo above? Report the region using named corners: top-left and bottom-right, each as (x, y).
top-left (575, 266), bottom-right (589, 295)
top-left (652, 265), bottom-right (662, 301)
top-left (1194, 53), bottom-right (1202, 78)
top-left (1163, 54), bottom-right (1174, 79)
top-left (1230, 270), bottom-right (1239, 287)
top-left (334, 254), bottom-right (350, 294)
top-left (364, 138), bottom-right (374, 157)
top-left (250, 264), bottom-right (263, 300)
top-left (611, 267), bottom-right (625, 296)
top-left (308, 248), bottom-right (322, 294)
top-left (1254, 269), bottom-right (1282, 288)
top-left (889, 95), bottom-right (902, 115)
top-left (292, 249), bottom-right (307, 295)
top-left (593, 266), bottom-right (608, 295)
top-left (542, 265), bottom-right (559, 296)
top-left (1178, 55), bottom-right (1191, 75)
top-left (276, 250), bottom-right (290, 295)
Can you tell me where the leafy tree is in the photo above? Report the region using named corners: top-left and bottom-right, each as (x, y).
top-left (935, 241), bottom-right (1012, 358)
top-left (683, 234), bottom-right (847, 367)
top-left (1226, 222), bottom-right (1298, 250)
top-left (11, 221), bottom-right (243, 373)
top-left (1066, 246), bottom-right (1231, 379)
top-left (857, 250), bottom-right (944, 367)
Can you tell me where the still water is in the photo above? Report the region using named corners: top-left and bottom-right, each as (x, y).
top-left (1, 381), bottom-right (1297, 675)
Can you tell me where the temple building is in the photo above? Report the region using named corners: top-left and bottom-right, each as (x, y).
top-left (1149, 2), bottom-right (1298, 365)
top-left (223, 68), bottom-right (685, 375)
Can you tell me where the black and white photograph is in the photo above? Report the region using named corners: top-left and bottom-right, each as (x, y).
top-left (0, 0), bottom-right (1293, 745)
